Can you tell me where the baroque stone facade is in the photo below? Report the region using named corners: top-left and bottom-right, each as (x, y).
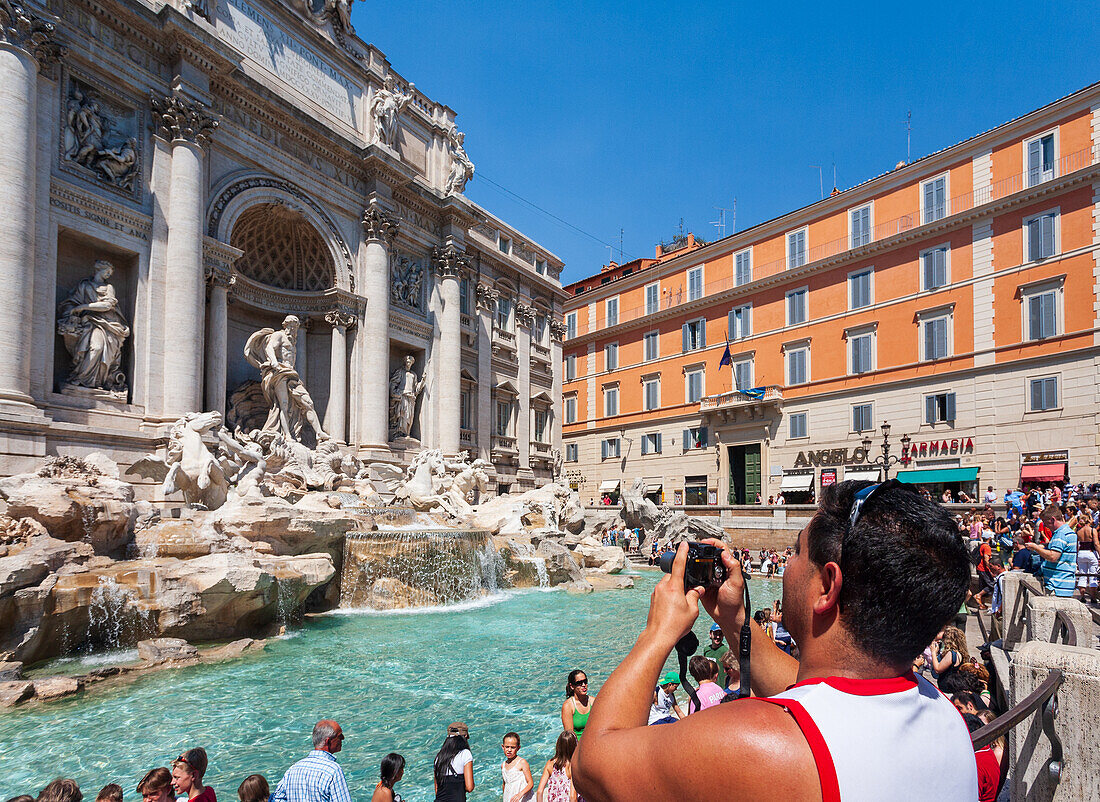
top-left (0, 0), bottom-right (566, 492)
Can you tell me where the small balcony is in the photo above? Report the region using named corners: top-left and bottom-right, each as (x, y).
top-left (460, 428), bottom-right (476, 447)
top-left (491, 327), bottom-right (516, 355)
top-left (491, 434), bottom-right (519, 464)
top-left (700, 386), bottom-right (783, 421)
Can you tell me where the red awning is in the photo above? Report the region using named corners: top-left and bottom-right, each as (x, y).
top-left (1021, 463), bottom-right (1066, 481)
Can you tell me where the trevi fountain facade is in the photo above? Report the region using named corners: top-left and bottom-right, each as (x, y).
top-left (0, 0), bottom-right (640, 705)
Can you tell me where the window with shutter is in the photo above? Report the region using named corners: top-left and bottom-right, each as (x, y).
top-left (645, 283), bottom-right (660, 315)
top-left (735, 250), bottom-right (752, 285)
top-left (925, 395), bottom-right (936, 424)
top-left (641, 436), bottom-right (648, 456)
top-left (850, 206), bottom-right (872, 248)
top-left (849, 270), bottom-right (872, 309)
top-left (787, 230), bottom-right (807, 269)
top-left (644, 331), bottom-right (659, 361)
top-left (682, 323), bottom-right (689, 353)
top-left (1027, 134), bottom-right (1055, 187)
top-left (922, 176), bottom-right (947, 223)
top-left (789, 413), bottom-right (807, 439)
top-left (688, 268), bottom-right (704, 301)
top-left (565, 313), bottom-right (577, 339)
top-left (945, 392), bottom-right (956, 421)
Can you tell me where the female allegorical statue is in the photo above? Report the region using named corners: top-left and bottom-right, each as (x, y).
top-left (57, 259), bottom-right (131, 394)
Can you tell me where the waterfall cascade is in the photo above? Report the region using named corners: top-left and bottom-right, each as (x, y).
top-left (340, 527), bottom-right (503, 609)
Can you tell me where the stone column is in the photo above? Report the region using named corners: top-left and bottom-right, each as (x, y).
top-left (295, 317), bottom-right (309, 385)
top-left (359, 200), bottom-right (399, 447)
top-left (151, 92), bottom-right (217, 418)
top-left (0, 3), bottom-right (62, 408)
top-left (550, 319), bottom-right (566, 455)
top-left (325, 310), bottom-right (355, 443)
top-left (203, 269), bottom-right (231, 415)
top-left (475, 283), bottom-right (498, 462)
top-left (516, 301), bottom-right (535, 476)
top-left (432, 244), bottom-right (469, 456)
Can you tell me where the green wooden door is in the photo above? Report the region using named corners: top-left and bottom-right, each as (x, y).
top-left (744, 446), bottom-right (761, 504)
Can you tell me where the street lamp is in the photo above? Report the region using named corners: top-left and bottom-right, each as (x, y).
top-left (861, 421), bottom-right (912, 479)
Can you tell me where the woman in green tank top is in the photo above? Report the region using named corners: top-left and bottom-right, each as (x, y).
top-left (561, 669), bottom-right (593, 737)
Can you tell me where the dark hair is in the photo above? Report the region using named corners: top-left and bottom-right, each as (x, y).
top-left (36, 781), bottom-right (81, 802)
top-left (688, 655), bottom-right (717, 682)
top-left (7, 796), bottom-right (35, 802)
top-left (136, 769), bottom-right (172, 797)
top-left (937, 670), bottom-right (970, 695)
top-left (502, 732), bottom-right (520, 746)
top-left (952, 690), bottom-right (983, 711)
top-left (433, 734), bottom-right (470, 788)
top-left (173, 748), bottom-right (208, 781)
top-left (552, 731), bottom-right (577, 770)
top-left (565, 669), bottom-right (587, 698)
top-left (804, 480), bottom-right (970, 667)
top-left (380, 753), bottom-right (405, 789)
top-left (237, 775), bottom-right (269, 802)
top-left (961, 713), bottom-right (984, 734)
top-left (95, 786), bottom-right (123, 802)
top-left (752, 610), bottom-right (766, 625)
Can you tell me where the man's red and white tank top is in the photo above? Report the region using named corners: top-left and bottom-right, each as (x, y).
top-left (760, 673), bottom-right (978, 802)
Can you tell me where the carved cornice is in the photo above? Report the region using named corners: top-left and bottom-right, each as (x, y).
top-left (431, 244), bottom-right (470, 279)
top-left (362, 199), bottom-right (400, 244)
top-left (514, 302), bottom-right (536, 329)
top-left (0, 0), bottom-right (65, 70)
top-left (325, 310), bottom-right (357, 329)
top-left (150, 92), bottom-right (218, 146)
top-left (475, 282), bottom-right (499, 311)
top-left (548, 320), bottom-right (567, 342)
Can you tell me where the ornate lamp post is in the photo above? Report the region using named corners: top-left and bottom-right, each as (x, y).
top-left (861, 422), bottom-right (912, 479)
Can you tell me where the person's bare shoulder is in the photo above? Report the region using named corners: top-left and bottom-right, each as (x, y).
top-left (577, 699), bottom-right (822, 802)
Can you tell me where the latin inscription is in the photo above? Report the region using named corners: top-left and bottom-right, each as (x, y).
top-left (215, 0), bottom-right (359, 128)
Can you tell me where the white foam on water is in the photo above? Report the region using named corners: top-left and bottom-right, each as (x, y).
top-left (328, 585), bottom-right (560, 617)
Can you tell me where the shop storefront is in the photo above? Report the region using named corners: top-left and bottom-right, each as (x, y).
top-left (896, 466), bottom-right (980, 499)
top-left (684, 475), bottom-right (708, 505)
top-left (779, 468), bottom-right (815, 503)
top-left (598, 479), bottom-right (621, 504)
top-left (642, 479), bottom-right (663, 505)
top-left (1019, 451), bottom-right (1069, 488)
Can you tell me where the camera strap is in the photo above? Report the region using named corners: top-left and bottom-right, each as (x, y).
top-left (675, 631), bottom-right (701, 712)
top-left (735, 566), bottom-right (752, 699)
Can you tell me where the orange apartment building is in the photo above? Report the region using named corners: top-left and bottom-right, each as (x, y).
top-left (561, 82), bottom-right (1100, 507)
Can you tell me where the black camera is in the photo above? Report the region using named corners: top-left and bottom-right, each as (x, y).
top-left (658, 541), bottom-right (729, 591)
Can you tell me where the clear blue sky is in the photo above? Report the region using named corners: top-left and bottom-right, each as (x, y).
top-left (357, 1), bottom-right (1098, 284)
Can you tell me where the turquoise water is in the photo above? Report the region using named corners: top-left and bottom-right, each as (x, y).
top-left (0, 573), bottom-right (781, 801)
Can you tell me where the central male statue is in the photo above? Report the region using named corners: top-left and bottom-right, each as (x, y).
top-left (245, 315), bottom-right (329, 443)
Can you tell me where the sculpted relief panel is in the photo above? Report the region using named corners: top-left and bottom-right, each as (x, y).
top-left (390, 253), bottom-right (425, 313)
top-left (214, 0), bottom-right (359, 128)
top-left (61, 76), bottom-right (141, 199)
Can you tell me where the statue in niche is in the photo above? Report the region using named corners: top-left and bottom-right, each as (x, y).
top-left (56, 260), bottom-right (131, 397)
top-left (390, 254), bottom-right (424, 310)
top-left (244, 315), bottom-right (330, 444)
top-left (370, 75), bottom-right (414, 148)
top-left (444, 125), bottom-right (475, 195)
top-left (389, 353), bottom-right (426, 440)
top-left (62, 82), bottom-right (138, 192)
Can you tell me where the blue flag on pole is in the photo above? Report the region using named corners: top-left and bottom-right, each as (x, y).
top-left (718, 341), bottom-right (732, 369)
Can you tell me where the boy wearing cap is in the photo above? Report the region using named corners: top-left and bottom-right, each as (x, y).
top-left (647, 672), bottom-right (683, 725)
top-left (701, 624), bottom-right (729, 687)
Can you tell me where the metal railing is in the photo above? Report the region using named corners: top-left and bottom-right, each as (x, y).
top-left (970, 668), bottom-right (1064, 787)
top-left (573, 144), bottom-right (1100, 338)
top-left (699, 386), bottom-right (784, 411)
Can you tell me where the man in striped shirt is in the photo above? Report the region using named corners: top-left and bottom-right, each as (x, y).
top-left (270, 720), bottom-right (352, 802)
top-left (1026, 505), bottom-right (1078, 597)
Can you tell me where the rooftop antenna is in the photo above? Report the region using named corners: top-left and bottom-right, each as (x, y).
top-left (731, 198), bottom-right (736, 234)
top-left (832, 159), bottom-right (837, 193)
top-left (605, 244), bottom-right (614, 265)
top-left (905, 110), bottom-right (912, 164)
top-left (619, 228), bottom-right (624, 262)
top-left (678, 217), bottom-right (685, 238)
top-left (810, 166), bottom-right (823, 199)
top-left (710, 206), bottom-right (731, 239)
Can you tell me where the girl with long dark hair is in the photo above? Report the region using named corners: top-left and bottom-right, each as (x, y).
top-left (372, 753), bottom-right (405, 802)
top-left (560, 670), bottom-right (593, 737)
top-left (433, 723), bottom-right (474, 802)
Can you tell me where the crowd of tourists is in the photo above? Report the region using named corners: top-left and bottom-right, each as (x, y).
top-left (6, 716), bottom-right (586, 802)
top-left (14, 478), bottom-right (1096, 802)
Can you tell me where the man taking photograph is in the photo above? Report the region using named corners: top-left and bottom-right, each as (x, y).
top-left (573, 480), bottom-right (978, 801)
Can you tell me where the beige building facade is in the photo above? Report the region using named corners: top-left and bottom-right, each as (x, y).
top-left (0, 0), bottom-right (565, 491)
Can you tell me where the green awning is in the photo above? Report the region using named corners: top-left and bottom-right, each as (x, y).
top-left (896, 467), bottom-right (979, 484)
